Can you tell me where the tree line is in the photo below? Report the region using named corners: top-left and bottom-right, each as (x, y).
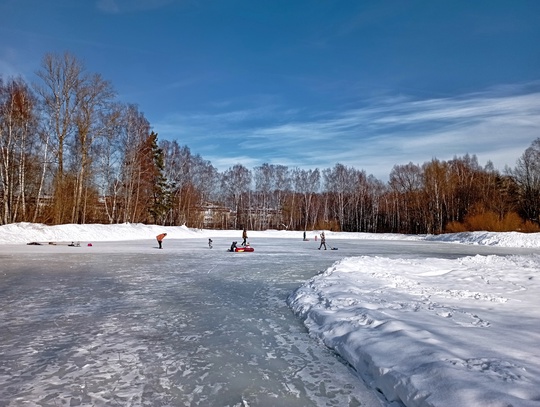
top-left (1, 52), bottom-right (539, 233)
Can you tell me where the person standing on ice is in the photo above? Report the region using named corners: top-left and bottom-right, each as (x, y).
top-left (242, 228), bottom-right (248, 246)
top-left (318, 231), bottom-right (327, 250)
top-left (156, 233), bottom-right (167, 249)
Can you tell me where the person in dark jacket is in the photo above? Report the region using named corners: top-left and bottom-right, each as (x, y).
top-left (242, 228), bottom-right (248, 246)
top-left (318, 231), bottom-right (327, 250)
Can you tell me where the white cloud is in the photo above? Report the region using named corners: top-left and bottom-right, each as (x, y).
top-left (154, 84), bottom-right (540, 179)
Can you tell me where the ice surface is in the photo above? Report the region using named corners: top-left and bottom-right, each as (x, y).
top-left (1, 236), bottom-right (385, 406)
top-left (1, 223), bottom-right (540, 406)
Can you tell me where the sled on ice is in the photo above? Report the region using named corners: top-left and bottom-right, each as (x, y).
top-left (228, 241), bottom-right (254, 252)
top-left (234, 246), bottom-right (254, 252)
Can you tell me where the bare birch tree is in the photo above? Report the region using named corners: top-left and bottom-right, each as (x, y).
top-left (0, 77), bottom-right (39, 224)
top-left (35, 52), bottom-right (84, 223)
top-left (509, 137), bottom-right (540, 224)
top-left (221, 164), bottom-right (252, 229)
top-left (292, 168), bottom-right (320, 231)
top-left (69, 73), bottom-right (116, 223)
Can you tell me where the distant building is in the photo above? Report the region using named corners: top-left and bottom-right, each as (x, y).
top-left (201, 202), bottom-right (233, 229)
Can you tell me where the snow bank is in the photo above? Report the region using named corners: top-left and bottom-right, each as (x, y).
top-left (0, 222), bottom-right (211, 244)
top-left (1, 222), bottom-right (540, 248)
top-left (426, 230), bottom-right (540, 248)
top-left (288, 255), bottom-right (540, 407)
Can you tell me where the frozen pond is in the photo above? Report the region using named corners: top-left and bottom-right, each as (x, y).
top-left (0, 238), bottom-right (533, 406)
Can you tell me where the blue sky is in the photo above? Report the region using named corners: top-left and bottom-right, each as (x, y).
top-left (2, 0), bottom-right (540, 179)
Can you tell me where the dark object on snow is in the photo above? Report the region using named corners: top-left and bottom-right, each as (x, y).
top-left (208, 238), bottom-right (213, 249)
top-left (229, 241), bottom-right (238, 252)
top-left (27, 242), bottom-right (42, 245)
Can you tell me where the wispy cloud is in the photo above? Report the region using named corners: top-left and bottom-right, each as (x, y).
top-left (155, 84), bottom-right (540, 178)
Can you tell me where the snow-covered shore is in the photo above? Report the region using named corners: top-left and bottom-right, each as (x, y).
top-left (288, 254), bottom-right (540, 406)
top-left (2, 221), bottom-right (540, 248)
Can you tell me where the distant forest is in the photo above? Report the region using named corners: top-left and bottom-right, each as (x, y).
top-left (1, 52), bottom-right (539, 233)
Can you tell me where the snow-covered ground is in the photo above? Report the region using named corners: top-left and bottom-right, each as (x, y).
top-left (1, 223), bottom-right (539, 407)
top-left (3, 221), bottom-right (540, 248)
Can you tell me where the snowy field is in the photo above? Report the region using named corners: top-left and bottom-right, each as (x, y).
top-left (1, 223), bottom-right (539, 407)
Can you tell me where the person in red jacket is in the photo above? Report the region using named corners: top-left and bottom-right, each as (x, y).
top-left (156, 233), bottom-right (167, 249)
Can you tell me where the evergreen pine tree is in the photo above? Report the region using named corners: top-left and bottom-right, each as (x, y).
top-left (147, 132), bottom-right (172, 224)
